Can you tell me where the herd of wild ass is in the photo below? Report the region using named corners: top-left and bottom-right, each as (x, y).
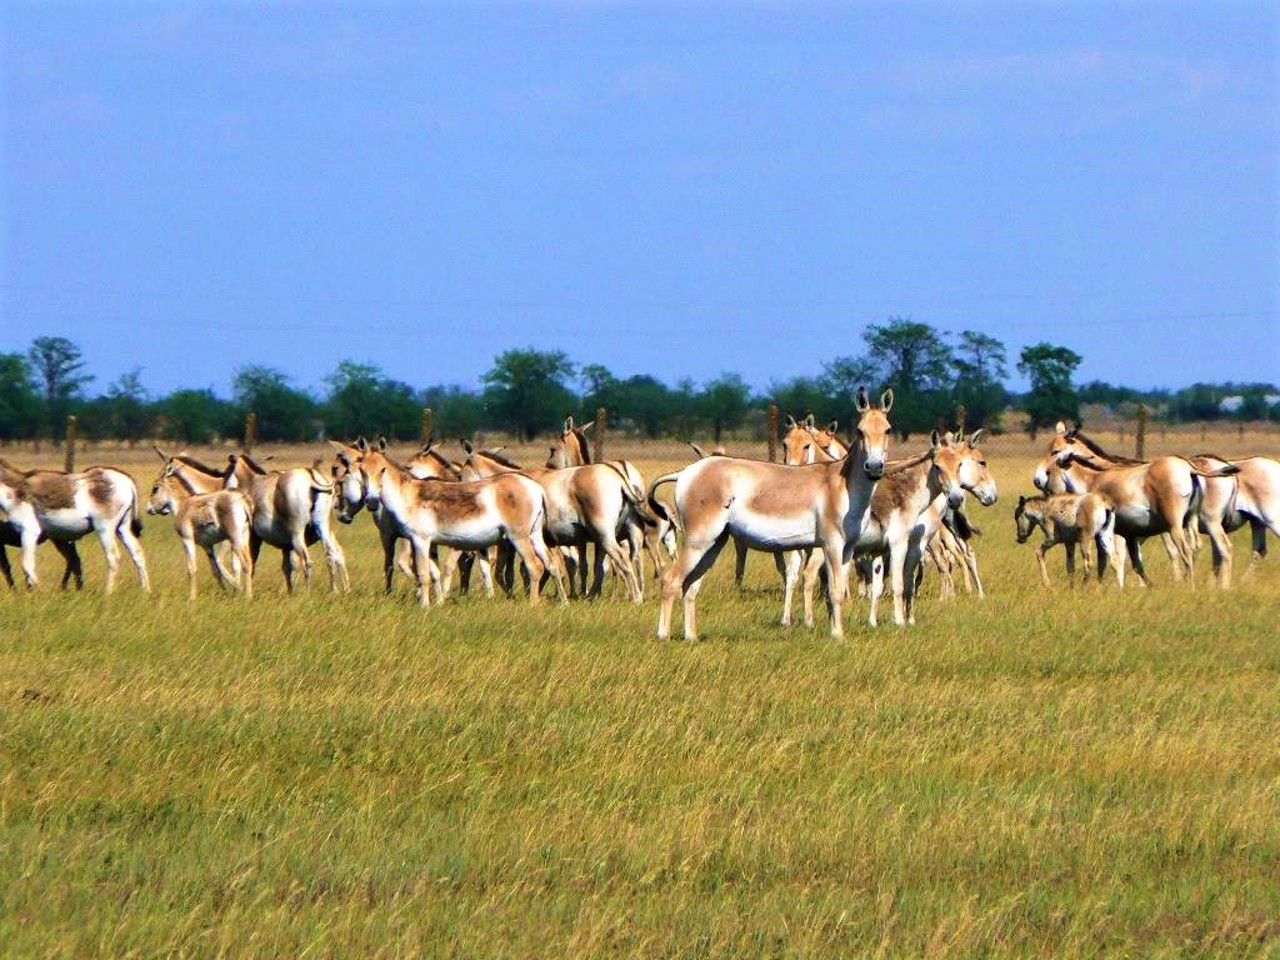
top-left (1, 385), bottom-right (1277, 640)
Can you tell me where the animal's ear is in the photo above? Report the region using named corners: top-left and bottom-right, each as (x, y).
top-left (930, 429), bottom-right (942, 449)
top-left (785, 413), bottom-right (798, 429)
top-left (154, 444), bottom-right (170, 462)
top-left (337, 452), bottom-right (350, 467)
top-left (548, 446), bottom-right (556, 456)
top-left (968, 429), bottom-right (984, 447)
top-left (854, 387), bottom-right (870, 413)
top-left (578, 420), bottom-right (595, 434)
top-left (1073, 419), bottom-right (1083, 432)
top-left (377, 436), bottom-right (388, 452)
top-left (356, 437), bottom-right (369, 453)
top-left (1055, 421), bottom-right (1067, 435)
top-left (827, 419), bottom-right (839, 434)
top-left (564, 416), bottom-right (574, 433)
top-left (804, 413), bottom-right (815, 429)
top-left (880, 388), bottom-right (894, 412)
top-left (461, 439), bottom-right (474, 454)
top-left (1018, 494), bottom-right (1027, 505)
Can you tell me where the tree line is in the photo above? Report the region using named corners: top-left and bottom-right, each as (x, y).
top-left (2, 322), bottom-right (1276, 446)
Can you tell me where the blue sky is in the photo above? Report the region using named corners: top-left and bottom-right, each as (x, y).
top-left (3, 2), bottom-right (1277, 398)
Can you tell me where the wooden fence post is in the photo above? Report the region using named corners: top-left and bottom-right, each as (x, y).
top-left (63, 415), bottom-right (78, 473)
top-left (593, 407), bottom-right (607, 462)
top-left (1135, 404), bottom-right (1147, 460)
top-left (954, 404), bottom-right (967, 437)
top-left (768, 404), bottom-right (779, 462)
top-left (421, 407), bottom-right (434, 447)
top-left (244, 412), bottom-right (258, 455)
top-left (1200, 421), bottom-right (1206, 443)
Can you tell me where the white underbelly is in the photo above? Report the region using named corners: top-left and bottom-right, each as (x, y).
top-left (728, 507), bottom-right (817, 551)
top-left (38, 509), bottom-right (93, 539)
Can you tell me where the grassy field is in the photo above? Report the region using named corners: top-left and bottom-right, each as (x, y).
top-left (2, 442), bottom-right (1278, 958)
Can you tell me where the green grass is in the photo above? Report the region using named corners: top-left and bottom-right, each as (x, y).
top-left (2, 452), bottom-right (1278, 958)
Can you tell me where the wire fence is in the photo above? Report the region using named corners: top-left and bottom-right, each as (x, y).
top-left (6, 406), bottom-right (1279, 475)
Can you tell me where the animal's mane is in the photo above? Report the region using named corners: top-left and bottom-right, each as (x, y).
top-left (415, 447), bottom-right (462, 477)
top-left (174, 454), bottom-right (226, 476)
top-left (1069, 431), bottom-right (1143, 465)
top-left (568, 429), bottom-right (593, 464)
top-left (475, 448), bottom-right (523, 469)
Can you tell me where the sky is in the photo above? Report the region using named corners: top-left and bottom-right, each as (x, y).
top-left (2, 1), bottom-right (1277, 399)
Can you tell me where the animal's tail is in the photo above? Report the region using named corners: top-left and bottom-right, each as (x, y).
top-left (598, 461), bottom-right (657, 524)
top-left (646, 472), bottom-right (682, 532)
top-left (129, 482), bottom-right (144, 537)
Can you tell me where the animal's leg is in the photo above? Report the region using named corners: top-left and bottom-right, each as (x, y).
top-left (821, 540), bottom-right (848, 638)
top-left (658, 529), bottom-right (729, 641)
top-left (202, 543), bottom-right (230, 593)
top-left (116, 521), bottom-right (150, 592)
top-left (1064, 541), bottom-right (1077, 585)
top-left (0, 547), bottom-right (11, 589)
top-left (233, 532), bottom-right (254, 599)
top-left (1036, 539), bottom-right (1053, 586)
top-left (281, 549), bottom-right (295, 593)
top-left (1159, 531), bottom-right (1186, 582)
top-left (1080, 533), bottom-right (1093, 582)
top-left (383, 529), bottom-right (403, 594)
top-left (530, 529), bottom-right (568, 604)
top-left (53, 540), bottom-right (83, 590)
top-left (409, 536), bottom-right (433, 608)
top-left (733, 538), bottom-right (748, 589)
top-left (962, 543), bottom-right (983, 598)
top-left (457, 550), bottom-right (475, 595)
top-left (290, 534), bottom-right (313, 589)
top-left (178, 538), bottom-right (200, 600)
top-left (1126, 537), bottom-right (1151, 587)
top-left (18, 529), bottom-right (41, 590)
top-left (780, 550), bottom-right (801, 626)
top-left (887, 541), bottom-right (910, 627)
top-left (97, 526), bottom-right (121, 595)
top-left (867, 556), bottom-right (884, 628)
top-left (1243, 519), bottom-right (1269, 580)
top-left (1165, 523), bottom-right (1197, 588)
top-left (1201, 518), bottom-right (1233, 589)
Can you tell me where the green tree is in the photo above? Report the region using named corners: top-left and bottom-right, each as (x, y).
top-left (951, 330), bottom-right (1008, 430)
top-left (819, 355), bottom-right (879, 427)
top-left (324, 361), bottom-right (421, 441)
top-left (80, 369), bottom-right (154, 444)
top-left (231, 365), bottom-right (318, 442)
top-left (579, 364), bottom-right (619, 418)
top-left (1017, 342), bottom-right (1083, 438)
top-left (699, 373), bottom-right (752, 443)
top-left (864, 317), bottom-right (954, 439)
top-left (769, 376), bottom-right (834, 425)
top-left (159, 388), bottom-right (235, 444)
top-left (28, 336), bottom-right (93, 438)
top-left (0, 353), bottom-right (42, 442)
top-left (480, 349), bottom-right (577, 441)
top-left (423, 385), bottom-right (484, 441)
top-left (610, 375), bottom-right (674, 438)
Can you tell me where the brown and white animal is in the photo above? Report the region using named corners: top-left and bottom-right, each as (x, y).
top-left (223, 454), bottom-right (350, 594)
top-left (462, 443), bottom-right (649, 603)
top-left (1180, 455), bottom-right (1280, 588)
top-left (791, 430), bottom-right (996, 628)
top-left (544, 416), bottom-right (660, 594)
top-left (821, 430), bottom-right (995, 628)
top-left (1032, 426), bottom-right (1239, 586)
top-left (0, 458), bottom-right (149, 593)
top-left (331, 437), bottom-right (463, 594)
top-left (347, 452), bottom-right (567, 608)
top-left (146, 461), bottom-right (255, 599)
top-left (648, 387), bottom-right (894, 640)
top-left (1013, 492), bottom-right (1118, 586)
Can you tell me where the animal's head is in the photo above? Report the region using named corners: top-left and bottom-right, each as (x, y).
top-left (951, 429), bottom-right (997, 506)
top-left (927, 430), bottom-right (965, 509)
top-left (146, 460), bottom-right (183, 515)
top-left (853, 387), bottom-right (894, 478)
top-left (1013, 494), bottom-right (1035, 543)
